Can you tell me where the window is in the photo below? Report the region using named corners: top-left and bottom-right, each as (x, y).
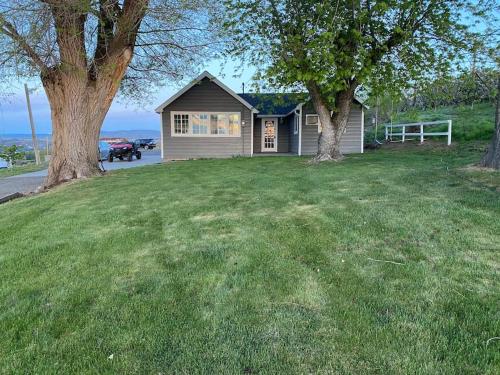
top-left (192, 114), bottom-right (209, 135)
top-left (229, 114), bottom-right (240, 136)
top-left (306, 114), bottom-right (322, 133)
top-left (306, 114), bottom-right (319, 126)
top-left (294, 114), bottom-right (299, 134)
top-left (174, 114), bottom-right (189, 134)
top-left (172, 112), bottom-right (240, 137)
top-left (217, 114), bottom-right (228, 135)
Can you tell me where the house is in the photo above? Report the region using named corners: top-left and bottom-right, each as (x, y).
top-left (155, 71), bottom-right (364, 160)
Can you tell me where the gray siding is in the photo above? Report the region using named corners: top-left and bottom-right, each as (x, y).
top-left (253, 117), bottom-right (289, 153)
top-left (253, 117), bottom-right (261, 153)
top-left (301, 105), bottom-right (363, 155)
top-left (161, 77), bottom-right (252, 160)
top-left (278, 120), bottom-right (289, 153)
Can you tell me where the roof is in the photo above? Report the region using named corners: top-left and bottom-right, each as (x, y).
top-left (238, 92), bottom-right (367, 116)
top-left (155, 70), bottom-right (367, 114)
top-left (237, 93), bottom-right (306, 116)
top-left (155, 71), bottom-right (258, 113)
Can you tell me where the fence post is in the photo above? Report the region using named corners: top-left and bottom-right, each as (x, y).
top-left (385, 126), bottom-right (388, 141)
top-left (447, 120), bottom-right (452, 146)
top-left (420, 124), bottom-right (424, 143)
top-left (402, 126), bottom-right (405, 143)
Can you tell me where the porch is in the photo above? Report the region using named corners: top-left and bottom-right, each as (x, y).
top-left (253, 115), bottom-right (298, 154)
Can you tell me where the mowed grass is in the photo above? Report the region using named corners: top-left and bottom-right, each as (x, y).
top-left (0, 143), bottom-right (499, 374)
top-left (0, 162), bottom-right (48, 178)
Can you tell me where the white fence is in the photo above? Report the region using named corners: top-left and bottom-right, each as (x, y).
top-left (384, 120), bottom-right (452, 145)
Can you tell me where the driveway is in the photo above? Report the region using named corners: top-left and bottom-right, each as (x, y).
top-left (0, 150), bottom-right (162, 200)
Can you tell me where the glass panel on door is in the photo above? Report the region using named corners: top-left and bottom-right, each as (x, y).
top-left (263, 119), bottom-right (277, 151)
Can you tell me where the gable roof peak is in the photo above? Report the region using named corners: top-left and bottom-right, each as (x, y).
top-left (155, 71), bottom-right (257, 113)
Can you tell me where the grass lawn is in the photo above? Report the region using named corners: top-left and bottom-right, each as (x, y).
top-left (0, 162), bottom-right (48, 178)
top-left (0, 143), bottom-right (499, 373)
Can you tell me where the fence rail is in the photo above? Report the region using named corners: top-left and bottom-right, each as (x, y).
top-left (384, 120), bottom-right (452, 145)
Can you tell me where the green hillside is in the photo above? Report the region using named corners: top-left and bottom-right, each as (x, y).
top-left (367, 102), bottom-right (496, 143)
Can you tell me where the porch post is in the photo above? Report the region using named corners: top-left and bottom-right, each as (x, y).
top-left (250, 109), bottom-right (255, 156)
top-left (298, 104), bottom-right (303, 156)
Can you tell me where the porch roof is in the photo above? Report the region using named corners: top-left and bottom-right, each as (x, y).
top-left (238, 92), bottom-right (367, 116)
top-left (237, 93), bottom-right (305, 116)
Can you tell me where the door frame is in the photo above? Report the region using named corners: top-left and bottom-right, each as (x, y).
top-left (261, 118), bottom-right (278, 152)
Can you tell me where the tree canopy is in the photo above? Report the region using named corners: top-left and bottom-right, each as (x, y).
top-left (0, 0), bottom-right (220, 99)
top-left (0, 0), bottom-right (222, 186)
top-left (224, 0), bottom-right (497, 161)
top-left (227, 1), bottom-right (497, 97)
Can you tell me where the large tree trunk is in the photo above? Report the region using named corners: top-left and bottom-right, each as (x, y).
top-left (307, 81), bottom-right (357, 162)
top-left (41, 49), bottom-right (133, 188)
top-left (479, 77), bottom-right (500, 169)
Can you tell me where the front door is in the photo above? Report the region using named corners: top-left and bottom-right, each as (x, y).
top-left (262, 118), bottom-right (278, 152)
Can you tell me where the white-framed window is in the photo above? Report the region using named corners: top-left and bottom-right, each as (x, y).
top-left (306, 114), bottom-right (322, 133)
top-left (294, 114), bottom-right (299, 134)
top-left (171, 112), bottom-right (241, 137)
top-left (173, 114), bottom-right (189, 134)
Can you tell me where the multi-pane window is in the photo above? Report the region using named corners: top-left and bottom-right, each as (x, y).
top-left (173, 114), bottom-right (189, 134)
top-left (173, 112), bottom-right (240, 137)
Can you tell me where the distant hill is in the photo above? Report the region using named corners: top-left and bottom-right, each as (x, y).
top-left (100, 129), bottom-right (160, 139)
top-left (0, 133), bottom-right (51, 139)
top-left (0, 129), bottom-right (160, 140)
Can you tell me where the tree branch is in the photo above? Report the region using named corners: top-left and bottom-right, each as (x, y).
top-left (94, 0), bottom-right (122, 62)
top-left (0, 13), bottom-right (48, 72)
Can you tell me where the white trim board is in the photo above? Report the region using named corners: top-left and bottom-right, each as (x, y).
top-left (361, 107), bottom-right (365, 153)
top-left (155, 71), bottom-right (258, 113)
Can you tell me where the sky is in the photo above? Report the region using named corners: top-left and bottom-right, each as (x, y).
top-left (0, 60), bottom-right (255, 135)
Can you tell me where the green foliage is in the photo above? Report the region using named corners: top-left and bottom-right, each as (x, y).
top-left (0, 145), bottom-right (25, 168)
top-left (410, 69), bottom-right (498, 110)
top-left (0, 148), bottom-right (499, 372)
top-left (224, 0), bottom-right (492, 108)
top-left (364, 102), bottom-right (495, 143)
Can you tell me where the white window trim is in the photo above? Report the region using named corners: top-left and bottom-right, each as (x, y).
top-left (170, 111), bottom-right (241, 137)
top-left (294, 114), bottom-right (299, 135)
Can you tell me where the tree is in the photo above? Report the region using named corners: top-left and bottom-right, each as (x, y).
top-left (0, 1), bottom-right (219, 187)
top-left (0, 145), bottom-right (25, 168)
top-left (224, 0), bottom-right (494, 162)
top-left (480, 76), bottom-right (500, 169)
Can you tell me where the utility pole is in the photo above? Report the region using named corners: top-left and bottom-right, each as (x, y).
top-left (24, 83), bottom-right (41, 165)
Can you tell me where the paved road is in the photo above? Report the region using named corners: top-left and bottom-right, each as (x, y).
top-left (0, 151), bottom-right (162, 199)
